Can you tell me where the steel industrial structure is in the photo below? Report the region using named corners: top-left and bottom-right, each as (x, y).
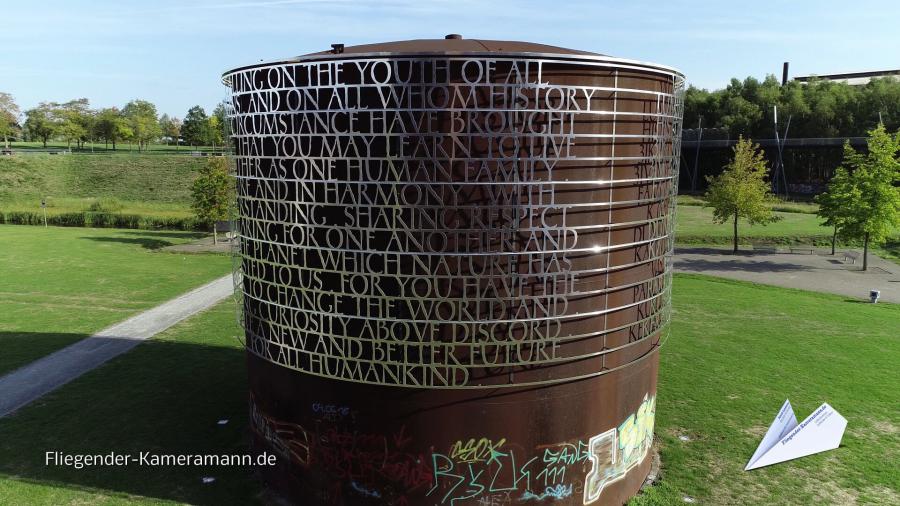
top-left (224, 37), bottom-right (684, 505)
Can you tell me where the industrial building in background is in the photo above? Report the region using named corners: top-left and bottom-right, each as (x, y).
top-left (224, 36), bottom-right (684, 505)
top-left (793, 69), bottom-right (900, 86)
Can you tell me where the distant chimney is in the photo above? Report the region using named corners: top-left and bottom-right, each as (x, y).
top-left (782, 62), bottom-right (790, 85)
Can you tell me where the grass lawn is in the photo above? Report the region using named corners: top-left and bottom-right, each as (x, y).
top-left (634, 275), bottom-right (900, 505)
top-left (0, 302), bottom-right (259, 505)
top-left (0, 154), bottom-right (206, 204)
top-left (675, 205), bottom-right (832, 243)
top-left (0, 275), bottom-right (896, 504)
top-left (675, 203), bottom-right (900, 261)
top-left (0, 225), bottom-right (230, 375)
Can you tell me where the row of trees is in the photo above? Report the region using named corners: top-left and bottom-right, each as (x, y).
top-left (685, 76), bottom-right (900, 139)
top-left (0, 92), bottom-right (229, 151)
top-left (706, 126), bottom-right (899, 270)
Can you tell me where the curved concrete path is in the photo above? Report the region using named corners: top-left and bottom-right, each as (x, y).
top-left (675, 247), bottom-right (900, 303)
top-left (0, 274), bottom-right (234, 418)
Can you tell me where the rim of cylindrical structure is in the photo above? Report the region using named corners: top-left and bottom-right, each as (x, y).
top-left (221, 51), bottom-right (683, 84)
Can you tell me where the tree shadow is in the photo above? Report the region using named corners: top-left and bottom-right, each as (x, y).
top-left (675, 258), bottom-right (814, 273)
top-left (0, 333), bottom-right (264, 505)
top-left (80, 236), bottom-right (173, 250)
top-left (122, 230), bottom-right (209, 240)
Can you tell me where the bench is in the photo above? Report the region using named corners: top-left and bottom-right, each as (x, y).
top-left (842, 251), bottom-right (860, 264)
top-left (215, 220), bottom-right (234, 240)
top-left (790, 247), bottom-right (815, 255)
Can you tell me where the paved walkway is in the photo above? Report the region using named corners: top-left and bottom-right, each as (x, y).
top-left (675, 247), bottom-right (900, 303)
top-left (0, 274), bottom-right (234, 418)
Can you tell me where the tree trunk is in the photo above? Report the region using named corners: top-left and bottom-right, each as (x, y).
top-left (863, 232), bottom-right (869, 271)
top-left (3, 136), bottom-right (8, 149)
top-left (831, 226), bottom-right (837, 255)
top-left (213, 227), bottom-right (218, 245)
top-left (105, 140), bottom-right (108, 149)
top-left (733, 213), bottom-right (739, 253)
top-left (42, 137), bottom-right (47, 148)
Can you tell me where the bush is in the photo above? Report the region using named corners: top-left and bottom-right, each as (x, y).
top-left (0, 210), bottom-right (200, 231)
top-left (85, 197), bottom-right (125, 213)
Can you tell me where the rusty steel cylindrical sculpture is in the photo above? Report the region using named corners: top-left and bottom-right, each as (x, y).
top-left (224, 38), bottom-right (683, 505)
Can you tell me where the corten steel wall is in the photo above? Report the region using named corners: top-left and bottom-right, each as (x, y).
top-left (224, 42), bottom-right (684, 505)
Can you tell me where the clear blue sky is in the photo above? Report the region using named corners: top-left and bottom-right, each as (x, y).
top-left (2, 0), bottom-right (898, 118)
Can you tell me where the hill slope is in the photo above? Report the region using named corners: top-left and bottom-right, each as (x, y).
top-left (0, 154), bottom-right (203, 203)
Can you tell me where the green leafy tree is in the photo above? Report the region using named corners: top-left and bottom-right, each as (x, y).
top-left (211, 101), bottom-right (230, 148)
top-left (54, 99), bottom-right (92, 149)
top-left (0, 92), bottom-right (21, 149)
top-left (94, 107), bottom-right (131, 150)
top-left (705, 137), bottom-right (781, 253)
top-left (191, 156), bottom-right (233, 244)
top-left (159, 114), bottom-right (182, 146)
top-left (182, 105), bottom-right (211, 148)
top-left (24, 104), bottom-right (57, 148)
top-left (208, 115), bottom-right (223, 147)
top-left (825, 125), bottom-right (900, 270)
top-left (682, 74), bottom-right (900, 139)
top-left (815, 168), bottom-right (854, 255)
top-left (123, 100), bottom-right (161, 152)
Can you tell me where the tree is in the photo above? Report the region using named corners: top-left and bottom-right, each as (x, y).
top-left (208, 114), bottom-right (223, 148)
top-left (55, 99), bottom-right (92, 149)
top-left (24, 104), bottom-right (57, 148)
top-left (159, 114), bottom-right (182, 146)
top-left (191, 156), bottom-right (233, 244)
top-left (123, 100), bottom-right (161, 152)
top-left (94, 107), bottom-right (131, 150)
top-left (681, 74), bottom-right (900, 140)
top-left (815, 168), bottom-right (853, 255)
top-left (211, 101), bottom-right (230, 148)
top-left (823, 125), bottom-right (900, 270)
top-left (182, 105), bottom-right (211, 148)
top-left (0, 92), bottom-right (21, 149)
top-left (705, 137), bottom-right (781, 253)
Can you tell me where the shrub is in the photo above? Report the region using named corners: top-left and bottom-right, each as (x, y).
top-left (0, 210), bottom-right (200, 231)
top-left (85, 197), bottom-right (125, 213)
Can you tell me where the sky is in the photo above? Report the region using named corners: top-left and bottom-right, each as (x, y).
top-left (2, 0), bottom-right (899, 118)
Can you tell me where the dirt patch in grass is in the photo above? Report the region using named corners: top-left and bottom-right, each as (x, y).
top-left (795, 467), bottom-right (860, 505)
top-left (860, 485), bottom-right (900, 505)
top-left (742, 425), bottom-right (768, 438)
top-left (869, 420), bottom-right (898, 435)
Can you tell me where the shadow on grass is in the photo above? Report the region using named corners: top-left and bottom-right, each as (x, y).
top-left (0, 333), bottom-right (262, 505)
top-left (122, 230), bottom-right (209, 240)
top-left (0, 332), bottom-right (91, 378)
top-left (675, 257), bottom-right (814, 273)
top-left (80, 236), bottom-right (173, 250)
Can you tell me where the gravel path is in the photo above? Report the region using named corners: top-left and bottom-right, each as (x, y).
top-left (675, 247), bottom-right (899, 303)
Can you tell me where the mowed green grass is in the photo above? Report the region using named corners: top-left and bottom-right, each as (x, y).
top-left (675, 205), bottom-right (832, 242)
top-left (0, 302), bottom-right (260, 505)
top-left (0, 275), bottom-right (896, 504)
top-left (0, 225), bottom-right (230, 375)
top-left (0, 154), bottom-right (205, 204)
top-left (633, 275), bottom-right (900, 505)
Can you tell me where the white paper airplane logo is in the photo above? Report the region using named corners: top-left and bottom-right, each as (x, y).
top-left (745, 399), bottom-right (847, 471)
